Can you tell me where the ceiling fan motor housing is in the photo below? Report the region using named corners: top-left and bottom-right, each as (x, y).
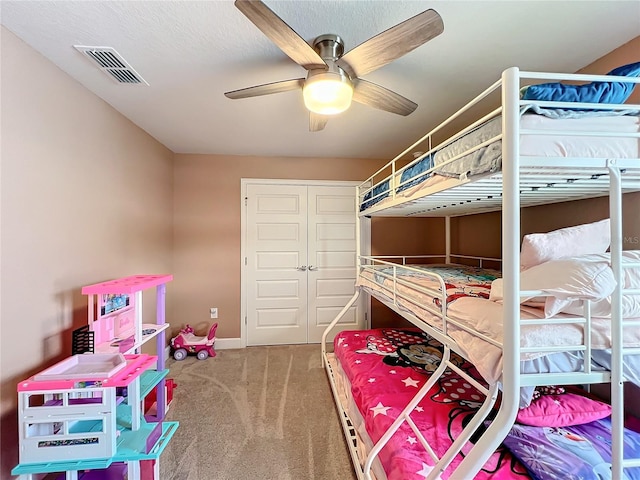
top-left (307, 34), bottom-right (352, 91)
top-left (312, 34), bottom-right (345, 62)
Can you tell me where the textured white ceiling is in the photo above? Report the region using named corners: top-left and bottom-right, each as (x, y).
top-left (2, 1), bottom-right (639, 159)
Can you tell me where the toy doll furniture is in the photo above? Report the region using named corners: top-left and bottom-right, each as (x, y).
top-left (12, 274), bottom-right (177, 480)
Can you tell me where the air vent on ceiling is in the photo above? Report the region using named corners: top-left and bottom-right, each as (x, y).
top-left (74, 46), bottom-right (149, 85)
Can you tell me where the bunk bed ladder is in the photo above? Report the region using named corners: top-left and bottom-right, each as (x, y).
top-left (363, 348), bottom-right (452, 479)
top-left (321, 290), bottom-right (361, 366)
top-left (363, 346), bottom-right (500, 480)
top-left (431, 364), bottom-right (499, 478)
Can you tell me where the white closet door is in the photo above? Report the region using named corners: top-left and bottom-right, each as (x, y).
top-left (246, 184), bottom-right (308, 345)
top-left (307, 185), bottom-right (362, 343)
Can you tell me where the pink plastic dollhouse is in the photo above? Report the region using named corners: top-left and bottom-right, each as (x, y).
top-left (12, 274), bottom-right (177, 480)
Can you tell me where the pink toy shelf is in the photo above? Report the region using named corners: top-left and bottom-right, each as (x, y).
top-left (81, 275), bottom-right (173, 295)
top-left (81, 275), bottom-right (173, 355)
top-left (12, 275), bottom-right (177, 480)
top-left (81, 274), bottom-right (173, 424)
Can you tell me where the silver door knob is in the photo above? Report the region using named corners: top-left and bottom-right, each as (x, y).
top-left (296, 266), bottom-right (307, 271)
top-left (308, 265), bottom-right (318, 271)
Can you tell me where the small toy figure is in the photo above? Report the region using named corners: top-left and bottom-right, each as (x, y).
top-left (170, 323), bottom-right (218, 360)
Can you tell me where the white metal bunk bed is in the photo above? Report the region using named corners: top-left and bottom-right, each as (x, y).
top-left (321, 67), bottom-right (640, 480)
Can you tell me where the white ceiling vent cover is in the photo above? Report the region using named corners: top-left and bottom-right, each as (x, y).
top-left (74, 46), bottom-right (149, 85)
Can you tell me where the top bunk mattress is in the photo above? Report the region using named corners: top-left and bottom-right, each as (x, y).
top-left (360, 111), bottom-right (640, 214)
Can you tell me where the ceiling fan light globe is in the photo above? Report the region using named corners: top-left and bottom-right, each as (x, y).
top-left (303, 73), bottom-right (353, 115)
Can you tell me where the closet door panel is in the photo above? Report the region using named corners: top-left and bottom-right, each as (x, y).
top-left (246, 184), bottom-right (308, 345)
top-left (307, 185), bottom-right (363, 343)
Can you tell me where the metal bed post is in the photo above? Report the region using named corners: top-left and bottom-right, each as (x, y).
top-left (455, 66), bottom-right (522, 478)
top-left (445, 216), bottom-right (451, 264)
top-left (355, 182), bottom-right (361, 295)
top-left (608, 163), bottom-right (624, 479)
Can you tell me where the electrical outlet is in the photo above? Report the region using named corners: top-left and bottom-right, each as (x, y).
top-left (210, 307), bottom-right (218, 319)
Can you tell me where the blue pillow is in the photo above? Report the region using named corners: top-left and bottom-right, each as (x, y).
top-left (398, 154), bottom-right (434, 193)
top-left (522, 61), bottom-right (640, 104)
top-left (360, 180), bottom-right (390, 211)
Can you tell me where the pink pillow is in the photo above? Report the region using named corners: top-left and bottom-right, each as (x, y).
top-left (520, 219), bottom-right (610, 270)
top-left (516, 391), bottom-right (611, 427)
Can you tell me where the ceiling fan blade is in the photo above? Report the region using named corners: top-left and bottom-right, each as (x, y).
top-left (234, 0), bottom-right (327, 70)
top-left (352, 79), bottom-right (417, 116)
top-left (336, 9), bottom-right (444, 79)
top-left (309, 112), bottom-right (329, 132)
top-left (224, 78), bottom-right (304, 99)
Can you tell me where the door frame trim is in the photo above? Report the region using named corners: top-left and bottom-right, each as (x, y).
top-left (240, 178), bottom-right (370, 347)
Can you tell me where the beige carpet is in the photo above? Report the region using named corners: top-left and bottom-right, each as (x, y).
top-left (160, 344), bottom-right (357, 480)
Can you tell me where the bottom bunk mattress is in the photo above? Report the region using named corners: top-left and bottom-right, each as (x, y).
top-left (331, 328), bottom-right (640, 480)
top-left (332, 327), bottom-right (530, 479)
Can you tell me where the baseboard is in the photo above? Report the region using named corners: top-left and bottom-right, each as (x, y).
top-left (215, 337), bottom-right (244, 350)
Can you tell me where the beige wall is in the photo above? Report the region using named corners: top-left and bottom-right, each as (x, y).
top-left (0, 27), bottom-right (174, 477)
top-left (172, 154), bottom-right (399, 339)
top-left (172, 156), bottom-right (442, 337)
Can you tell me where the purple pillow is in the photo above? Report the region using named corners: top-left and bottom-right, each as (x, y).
top-left (503, 418), bottom-right (640, 480)
top-left (516, 392), bottom-right (611, 427)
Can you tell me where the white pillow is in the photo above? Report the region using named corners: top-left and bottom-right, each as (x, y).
top-left (554, 295), bottom-right (640, 318)
top-left (490, 255), bottom-right (617, 318)
top-left (489, 278), bottom-right (545, 307)
top-left (520, 219), bottom-right (611, 270)
top-left (547, 251), bottom-right (640, 318)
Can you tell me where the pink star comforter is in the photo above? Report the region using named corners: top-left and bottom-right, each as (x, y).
top-left (334, 328), bottom-right (529, 479)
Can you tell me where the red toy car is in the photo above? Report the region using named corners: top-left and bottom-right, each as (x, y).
top-left (170, 323), bottom-right (217, 360)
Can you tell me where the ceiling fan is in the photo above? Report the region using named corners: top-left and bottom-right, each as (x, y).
top-left (224, 0), bottom-right (444, 132)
